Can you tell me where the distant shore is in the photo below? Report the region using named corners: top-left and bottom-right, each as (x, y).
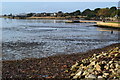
top-left (27, 17), bottom-right (67, 19)
top-left (1, 16), bottom-right (75, 20)
top-left (1, 16), bottom-right (120, 28)
top-left (2, 43), bottom-right (120, 79)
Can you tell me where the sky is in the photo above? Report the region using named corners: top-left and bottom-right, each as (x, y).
top-left (2, 2), bottom-right (118, 15)
top-left (1, 0), bottom-right (120, 2)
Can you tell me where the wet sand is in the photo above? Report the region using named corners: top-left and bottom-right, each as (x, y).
top-left (2, 43), bottom-right (120, 79)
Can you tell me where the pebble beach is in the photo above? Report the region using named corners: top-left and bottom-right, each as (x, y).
top-left (2, 43), bottom-right (120, 79)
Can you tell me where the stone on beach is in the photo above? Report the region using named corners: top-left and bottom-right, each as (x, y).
top-left (70, 47), bottom-right (120, 79)
top-left (87, 74), bottom-right (97, 78)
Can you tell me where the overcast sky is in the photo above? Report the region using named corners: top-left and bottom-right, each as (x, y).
top-left (2, 2), bottom-right (118, 15)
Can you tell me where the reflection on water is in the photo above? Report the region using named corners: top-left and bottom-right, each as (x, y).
top-left (97, 27), bottom-right (120, 32)
top-left (2, 18), bottom-right (120, 60)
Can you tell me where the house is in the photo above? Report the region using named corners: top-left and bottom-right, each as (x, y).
top-left (33, 12), bottom-right (57, 17)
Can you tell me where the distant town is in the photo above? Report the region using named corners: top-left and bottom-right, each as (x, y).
top-left (2, 6), bottom-right (120, 21)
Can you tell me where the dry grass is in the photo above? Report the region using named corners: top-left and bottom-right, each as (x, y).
top-left (97, 22), bottom-right (120, 28)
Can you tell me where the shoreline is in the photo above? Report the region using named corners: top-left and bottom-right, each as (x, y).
top-left (2, 17), bottom-right (120, 29)
top-left (0, 16), bottom-right (101, 21)
top-left (2, 43), bottom-right (120, 79)
top-left (1, 16), bottom-right (73, 20)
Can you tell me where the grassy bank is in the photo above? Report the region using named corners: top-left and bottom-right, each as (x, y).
top-left (96, 22), bottom-right (120, 28)
top-left (2, 43), bottom-right (120, 79)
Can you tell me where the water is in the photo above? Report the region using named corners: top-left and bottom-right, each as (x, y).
top-left (2, 18), bottom-right (120, 60)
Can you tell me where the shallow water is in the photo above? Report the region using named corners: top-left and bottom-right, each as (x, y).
top-left (2, 18), bottom-right (120, 60)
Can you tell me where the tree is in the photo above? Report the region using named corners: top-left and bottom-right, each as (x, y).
top-left (57, 11), bottom-right (64, 17)
top-left (69, 10), bottom-right (81, 16)
top-left (27, 13), bottom-right (35, 17)
top-left (3, 14), bottom-right (7, 16)
top-left (8, 13), bottom-right (12, 16)
top-left (97, 8), bottom-right (110, 17)
top-left (110, 10), bottom-right (117, 17)
top-left (110, 7), bottom-right (117, 12)
top-left (64, 12), bottom-right (70, 16)
top-left (73, 10), bottom-right (81, 16)
top-left (94, 8), bottom-right (100, 13)
top-left (109, 7), bottom-right (117, 17)
top-left (117, 9), bottom-right (120, 17)
top-left (82, 9), bottom-right (96, 19)
top-left (58, 11), bottom-right (63, 13)
top-left (82, 9), bottom-right (91, 16)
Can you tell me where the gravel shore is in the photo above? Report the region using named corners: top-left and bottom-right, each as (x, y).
top-left (2, 43), bottom-right (120, 79)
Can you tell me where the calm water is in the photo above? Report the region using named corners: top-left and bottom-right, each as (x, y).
top-left (2, 18), bottom-right (120, 60)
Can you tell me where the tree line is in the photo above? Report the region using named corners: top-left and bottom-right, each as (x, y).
top-left (64, 6), bottom-right (119, 20)
top-left (4, 6), bottom-right (120, 20)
